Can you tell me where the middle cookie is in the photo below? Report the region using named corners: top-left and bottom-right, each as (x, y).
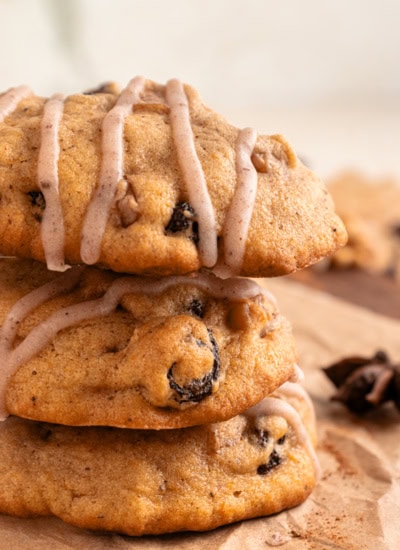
top-left (1, 259), bottom-right (297, 429)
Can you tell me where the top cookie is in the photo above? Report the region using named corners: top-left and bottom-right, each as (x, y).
top-left (0, 78), bottom-right (346, 277)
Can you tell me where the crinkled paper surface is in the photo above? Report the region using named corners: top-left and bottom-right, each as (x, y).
top-left (1, 279), bottom-right (400, 550)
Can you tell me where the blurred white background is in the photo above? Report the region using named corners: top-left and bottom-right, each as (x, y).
top-left (0, 0), bottom-right (399, 179)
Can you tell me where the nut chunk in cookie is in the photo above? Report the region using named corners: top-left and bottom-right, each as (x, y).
top-left (0, 258), bottom-right (297, 429)
top-left (0, 77), bottom-right (346, 276)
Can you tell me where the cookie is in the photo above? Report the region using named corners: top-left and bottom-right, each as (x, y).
top-left (0, 382), bottom-right (318, 536)
top-left (0, 258), bottom-right (297, 428)
top-left (325, 171), bottom-right (400, 279)
top-left (0, 78), bottom-right (346, 277)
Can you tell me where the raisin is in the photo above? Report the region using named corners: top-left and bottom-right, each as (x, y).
top-left (165, 202), bottom-right (199, 244)
top-left (167, 328), bottom-right (220, 404)
top-left (27, 191), bottom-right (46, 209)
top-left (37, 425), bottom-right (52, 441)
top-left (188, 299), bottom-right (205, 318)
top-left (255, 428), bottom-right (269, 447)
top-left (257, 449), bottom-right (282, 475)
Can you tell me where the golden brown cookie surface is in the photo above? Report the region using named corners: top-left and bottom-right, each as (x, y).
top-left (1, 258), bottom-right (297, 428)
top-left (0, 78), bottom-right (346, 277)
top-left (0, 387), bottom-right (317, 536)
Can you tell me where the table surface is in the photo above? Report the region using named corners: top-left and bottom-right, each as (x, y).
top-left (289, 268), bottom-right (400, 320)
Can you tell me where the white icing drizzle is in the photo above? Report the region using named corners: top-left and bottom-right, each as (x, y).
top-left (223, 127), bottom-right (258, 273)
top-left (165, 78), bottom-right (218, 268)
top-left (0, 266), bottom-right (85, 420)
top-left (0, 78), bottom-right (262, 274)
top-left (0, 85), bottom-right (33, 123)
top-left (80, 75), bottom-right (145, 265)
top-left (275, 381), bottom-right (316, 428)
top-left (0, 270), bottom-right (271, 419)
top-left (38, 93), bottom-right (69, 272)
top-left (245, 394), bottom-right (320, 479)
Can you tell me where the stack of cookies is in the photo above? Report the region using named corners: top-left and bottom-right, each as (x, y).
top-left (0, 78), bottom-right (346, 536)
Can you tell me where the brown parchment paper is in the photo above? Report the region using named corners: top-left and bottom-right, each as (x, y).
top-left (1, 279), bottom-right (400, 550)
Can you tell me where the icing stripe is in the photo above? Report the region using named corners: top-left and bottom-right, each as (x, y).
top-left (0, 270), bottom-right (271, 419)
top-left (245, 395), bottom-right (320, 479)
top-left (1, 79), bottom-right (262, 275)
top-left (166, 79), bottom-right (218, 268)
top-left (0, 85), bottom-right (33, 122)
top-left (80, 75), bottom-right (145, 265)
top-left (0, 266), bottom-right (85, 420)
top-left (223, 127), bottom-right (258, 273)
top-left (275, 380), bottom-right (317, 428)
top-left (38, 93), bottom-right (69, 271)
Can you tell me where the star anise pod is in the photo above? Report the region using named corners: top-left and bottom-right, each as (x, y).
top-left (323, 350), bottom-right (400, 414)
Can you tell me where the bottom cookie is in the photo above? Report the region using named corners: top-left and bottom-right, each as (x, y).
top-left (0, 382), bottom-right (318, 536)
